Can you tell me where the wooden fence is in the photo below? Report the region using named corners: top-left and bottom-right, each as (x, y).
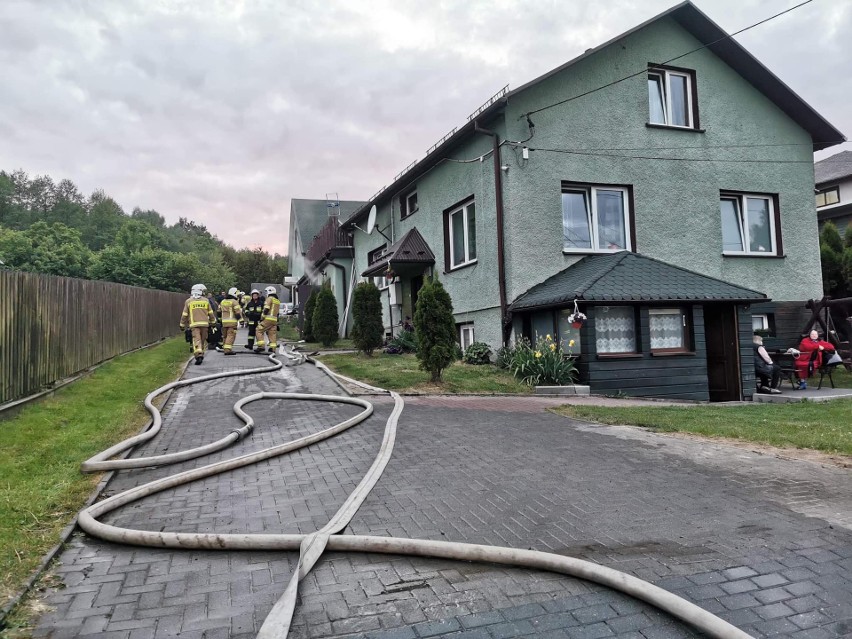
top-left (0, 270), bottom-right (187, 405)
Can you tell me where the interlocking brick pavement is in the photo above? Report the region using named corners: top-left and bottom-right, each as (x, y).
top-left (29, 337), bottom-right (852, 638)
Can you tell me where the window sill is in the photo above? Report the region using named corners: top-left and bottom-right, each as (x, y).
top-left (446, 259), bottom-right (478, 273)
top-left (401, 210), bottom-right (418, 220)
top-left (722, 252), bottom-right (785, 259)
top-left (646, 123), bottom-right (705, 133)
top-left (563, 248), bottom-right (631, 255)
top-left (650, 351), bottom-right (696, 357)
top-left (596, 353), bottom-right (642, 360)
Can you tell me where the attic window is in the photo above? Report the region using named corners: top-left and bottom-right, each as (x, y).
top-left (401, 189), bottom-right (418, 219)
top-left (648, 66), bottom-right (698, 129)
top-left (816, 186), bottom-right (839, 208)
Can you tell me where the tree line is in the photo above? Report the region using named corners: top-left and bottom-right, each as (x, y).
top-left (0, 169), bottom-right (287, 293)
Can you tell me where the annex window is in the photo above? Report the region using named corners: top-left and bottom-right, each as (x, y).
top-left (459, 323), bottom-right (475, 350)
top-left (401, 189), bottom-right (419, 218)
top-left (374, 276), bottom-right (390, 290)
top-left (648, 66), bottom-right (696, 129)
top-left (445, 199), bottom-right (477, 270)
top-left (562, 184), bottom-right (632, 253)
top-left (816, 186), bottom-right (839, 208)
top-left (720, 192), bottom-right (779, 256)
top-left (595, 306), bottom-right (637, 354)
top-left (649, 308), bottom-right (690, 352)
top-left (557, 310), bottom-right (581, 353)
top-left (752, 314), bottom-right (769, 331)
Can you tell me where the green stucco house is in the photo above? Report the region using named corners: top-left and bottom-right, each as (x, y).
top-left (342, 1), bottom-right (845, 401)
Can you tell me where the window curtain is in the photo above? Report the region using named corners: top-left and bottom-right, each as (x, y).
top-left (595, 307), bottom-right (636, 353)
top-left (650, 310), bottom-right (684, 349)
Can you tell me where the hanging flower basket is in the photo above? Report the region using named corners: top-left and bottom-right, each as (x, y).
top-left (567, 311), bottom-right (586, 329)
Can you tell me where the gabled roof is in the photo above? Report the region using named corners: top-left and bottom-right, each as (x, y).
top-left (291, 199), bottom-right (365, 252)
top-left (344, 1), bottom-right (844, 226)
top-left (510, 252), bottom-right (766, 310)
top-left (815, 151), bottom-right (852, 185)
top-left (361, 228), bottom-right (435, 277)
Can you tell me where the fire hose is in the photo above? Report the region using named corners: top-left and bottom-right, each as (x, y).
top-left (78, 347), bottom-right (753, 639)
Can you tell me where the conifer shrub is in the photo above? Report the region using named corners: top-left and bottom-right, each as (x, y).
top-left (302, 288), bottom-right (318, 342)
top-left (312, 282), bottom-right (339, 347)
top-left (351, 281), bottom-right (384, 355)
top-left (413, 276), bottom-right (456, 382)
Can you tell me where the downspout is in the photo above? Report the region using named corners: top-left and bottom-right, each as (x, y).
top-left (325, 258), bottom-right (348, 338)
top-left (474, 120), bottom-right (510, 345)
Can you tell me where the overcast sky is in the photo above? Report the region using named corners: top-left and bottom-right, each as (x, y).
top-left (1, 0), bottom-right (850, 255)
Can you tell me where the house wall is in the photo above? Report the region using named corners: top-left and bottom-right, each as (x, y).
top-left (351, 14), bottom-right (828, 371)
top-left (323, 258), bottom-right (353, 336)
top-left (501, 16), bottom-right (822, 306)
top-left (816, 178), bottom-right (852, 239)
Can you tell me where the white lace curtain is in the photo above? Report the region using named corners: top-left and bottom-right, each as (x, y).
top-left (595, 307), bottom-right (636, 354)
top-left (650, 310), bottom-right (684, 349)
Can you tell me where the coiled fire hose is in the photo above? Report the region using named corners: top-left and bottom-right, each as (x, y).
top-left (79, 347), bottom-right (753, 639)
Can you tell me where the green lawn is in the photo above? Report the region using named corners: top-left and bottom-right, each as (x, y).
top-left (0, 338), bottom-right (188, 611)
top-left (822, 365), bottom-right (852, 388)
top-left (553, 398), bottom-right (852, 456)
top-left (319, 352), bottom-right (532, 394)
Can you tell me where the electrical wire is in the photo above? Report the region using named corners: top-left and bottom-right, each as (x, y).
top-left (520, 0), bottom-right (815, 120)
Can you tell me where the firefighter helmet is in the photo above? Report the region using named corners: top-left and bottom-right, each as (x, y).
top-left (228, 287), bottom-right (239, 297)
top-left (265, 286), bottom-right (277, 296)
top-left (251, 289), bottom-right (260, 295)
top-left (190, 285), bottom-right (204, 300)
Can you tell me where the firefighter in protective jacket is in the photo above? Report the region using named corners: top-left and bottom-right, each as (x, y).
top-left (254, 286), bottom-right (280, 353)
top-left (243, 289), bottom-right (265, 350)
top-left (219, 287), bottom-right (243, 355)
top-left (179, 284), bottom-right (217, 365)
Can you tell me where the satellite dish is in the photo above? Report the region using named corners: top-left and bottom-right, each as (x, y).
top-left (366, 205), bottom-right (377, 235)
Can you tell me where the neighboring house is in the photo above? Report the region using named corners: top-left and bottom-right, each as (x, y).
top-left (287, 198), bottom-right (366, 334)
top-left (342, 1), bottom-right (844, 401)
top-left (814, 150), bottom-right (852, 239)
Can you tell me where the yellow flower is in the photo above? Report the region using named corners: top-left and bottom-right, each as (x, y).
top-left (546, 334), bottom-right (552, 340)
top-left (535, 351), bottom-right (542, 358)
top-left (569, 339), bottom-right (575, 347)
top-left (549, 343), bottom-right (556, 352)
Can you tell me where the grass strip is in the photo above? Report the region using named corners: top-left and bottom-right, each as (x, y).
top-left (320, 352), bottom-right (531, 394)
top-left (0, 337), bottom-right (188, 608)
top-left (553, 398), bottom-right (852, 455)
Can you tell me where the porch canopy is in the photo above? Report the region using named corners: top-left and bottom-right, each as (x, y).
top-left (510, 251), bottom-right (767, 310)
top-left (361, 227), bottom-right (435, 278)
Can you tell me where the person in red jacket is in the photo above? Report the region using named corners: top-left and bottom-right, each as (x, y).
top-left (794, 329), bottom-right (836, 390)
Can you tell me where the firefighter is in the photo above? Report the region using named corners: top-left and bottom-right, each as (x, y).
top-left (243, 289), bottom-right (264, 350)
top-left (179, 284), bottom-right (217, 365)
top-left (254, 285), bottom-right (280, 353)
top-left (239, 290), bottom-right (250, 326)
top-left (219, 287), bottom-right (243, 355)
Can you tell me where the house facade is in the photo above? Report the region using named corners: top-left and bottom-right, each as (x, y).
top-left (287, 198), bottom-right (365, 334)
top-left (815, 150), bottom-right (852, 240)
top-left (342, 1), bottom-right (844, 401)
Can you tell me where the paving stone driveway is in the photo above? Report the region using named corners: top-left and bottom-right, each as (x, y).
top-left (31, 344), bottom-right (852, 638)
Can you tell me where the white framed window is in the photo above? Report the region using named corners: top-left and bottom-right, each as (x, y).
top-left (816, 186), bottom-right (839, 208)
top-left (752, 314), bottom-right (770, 331)
top-left (595, 306), bottom-right (637, 354)
top-left (374, 276), bottom-right (389, 290)
top-left (649, 308), bottom-right (689, 352)
top-left (402, 190), bottom-right (418, 218)
top-left (648, 68), bottom-right (695, 128)
top-left (447, 199), bottom-right (477, 269)
top-left (720, 193), bottom-right (778, 256)
top-left (459, 324), bottom-right (475, 350)
top-left (562, 185), bottom-right (631, 253)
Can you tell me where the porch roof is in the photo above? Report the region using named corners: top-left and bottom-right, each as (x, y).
top-left (361, 227), bottom-right (435, 277)
top-left (510, 252), bottom-right (767, 311)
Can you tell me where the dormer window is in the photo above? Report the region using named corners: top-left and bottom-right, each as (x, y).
top-left (648, 66), bottom-right (698, 129)
top-left (401, 189), bottom-right (418, 219)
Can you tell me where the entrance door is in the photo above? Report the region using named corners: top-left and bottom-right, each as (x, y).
top-left (704, 304), bottom-right (741, 401)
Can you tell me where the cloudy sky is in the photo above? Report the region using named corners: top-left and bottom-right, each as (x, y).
top-left (1, 0), bottom-right (850, 255)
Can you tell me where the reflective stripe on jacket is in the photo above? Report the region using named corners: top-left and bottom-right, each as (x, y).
top-left (219, 298), bottom-right (242, 326)
top-left (262, 295), bottom-right (280, 321)
top-left (180, 298), bottom-right (216, 329)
